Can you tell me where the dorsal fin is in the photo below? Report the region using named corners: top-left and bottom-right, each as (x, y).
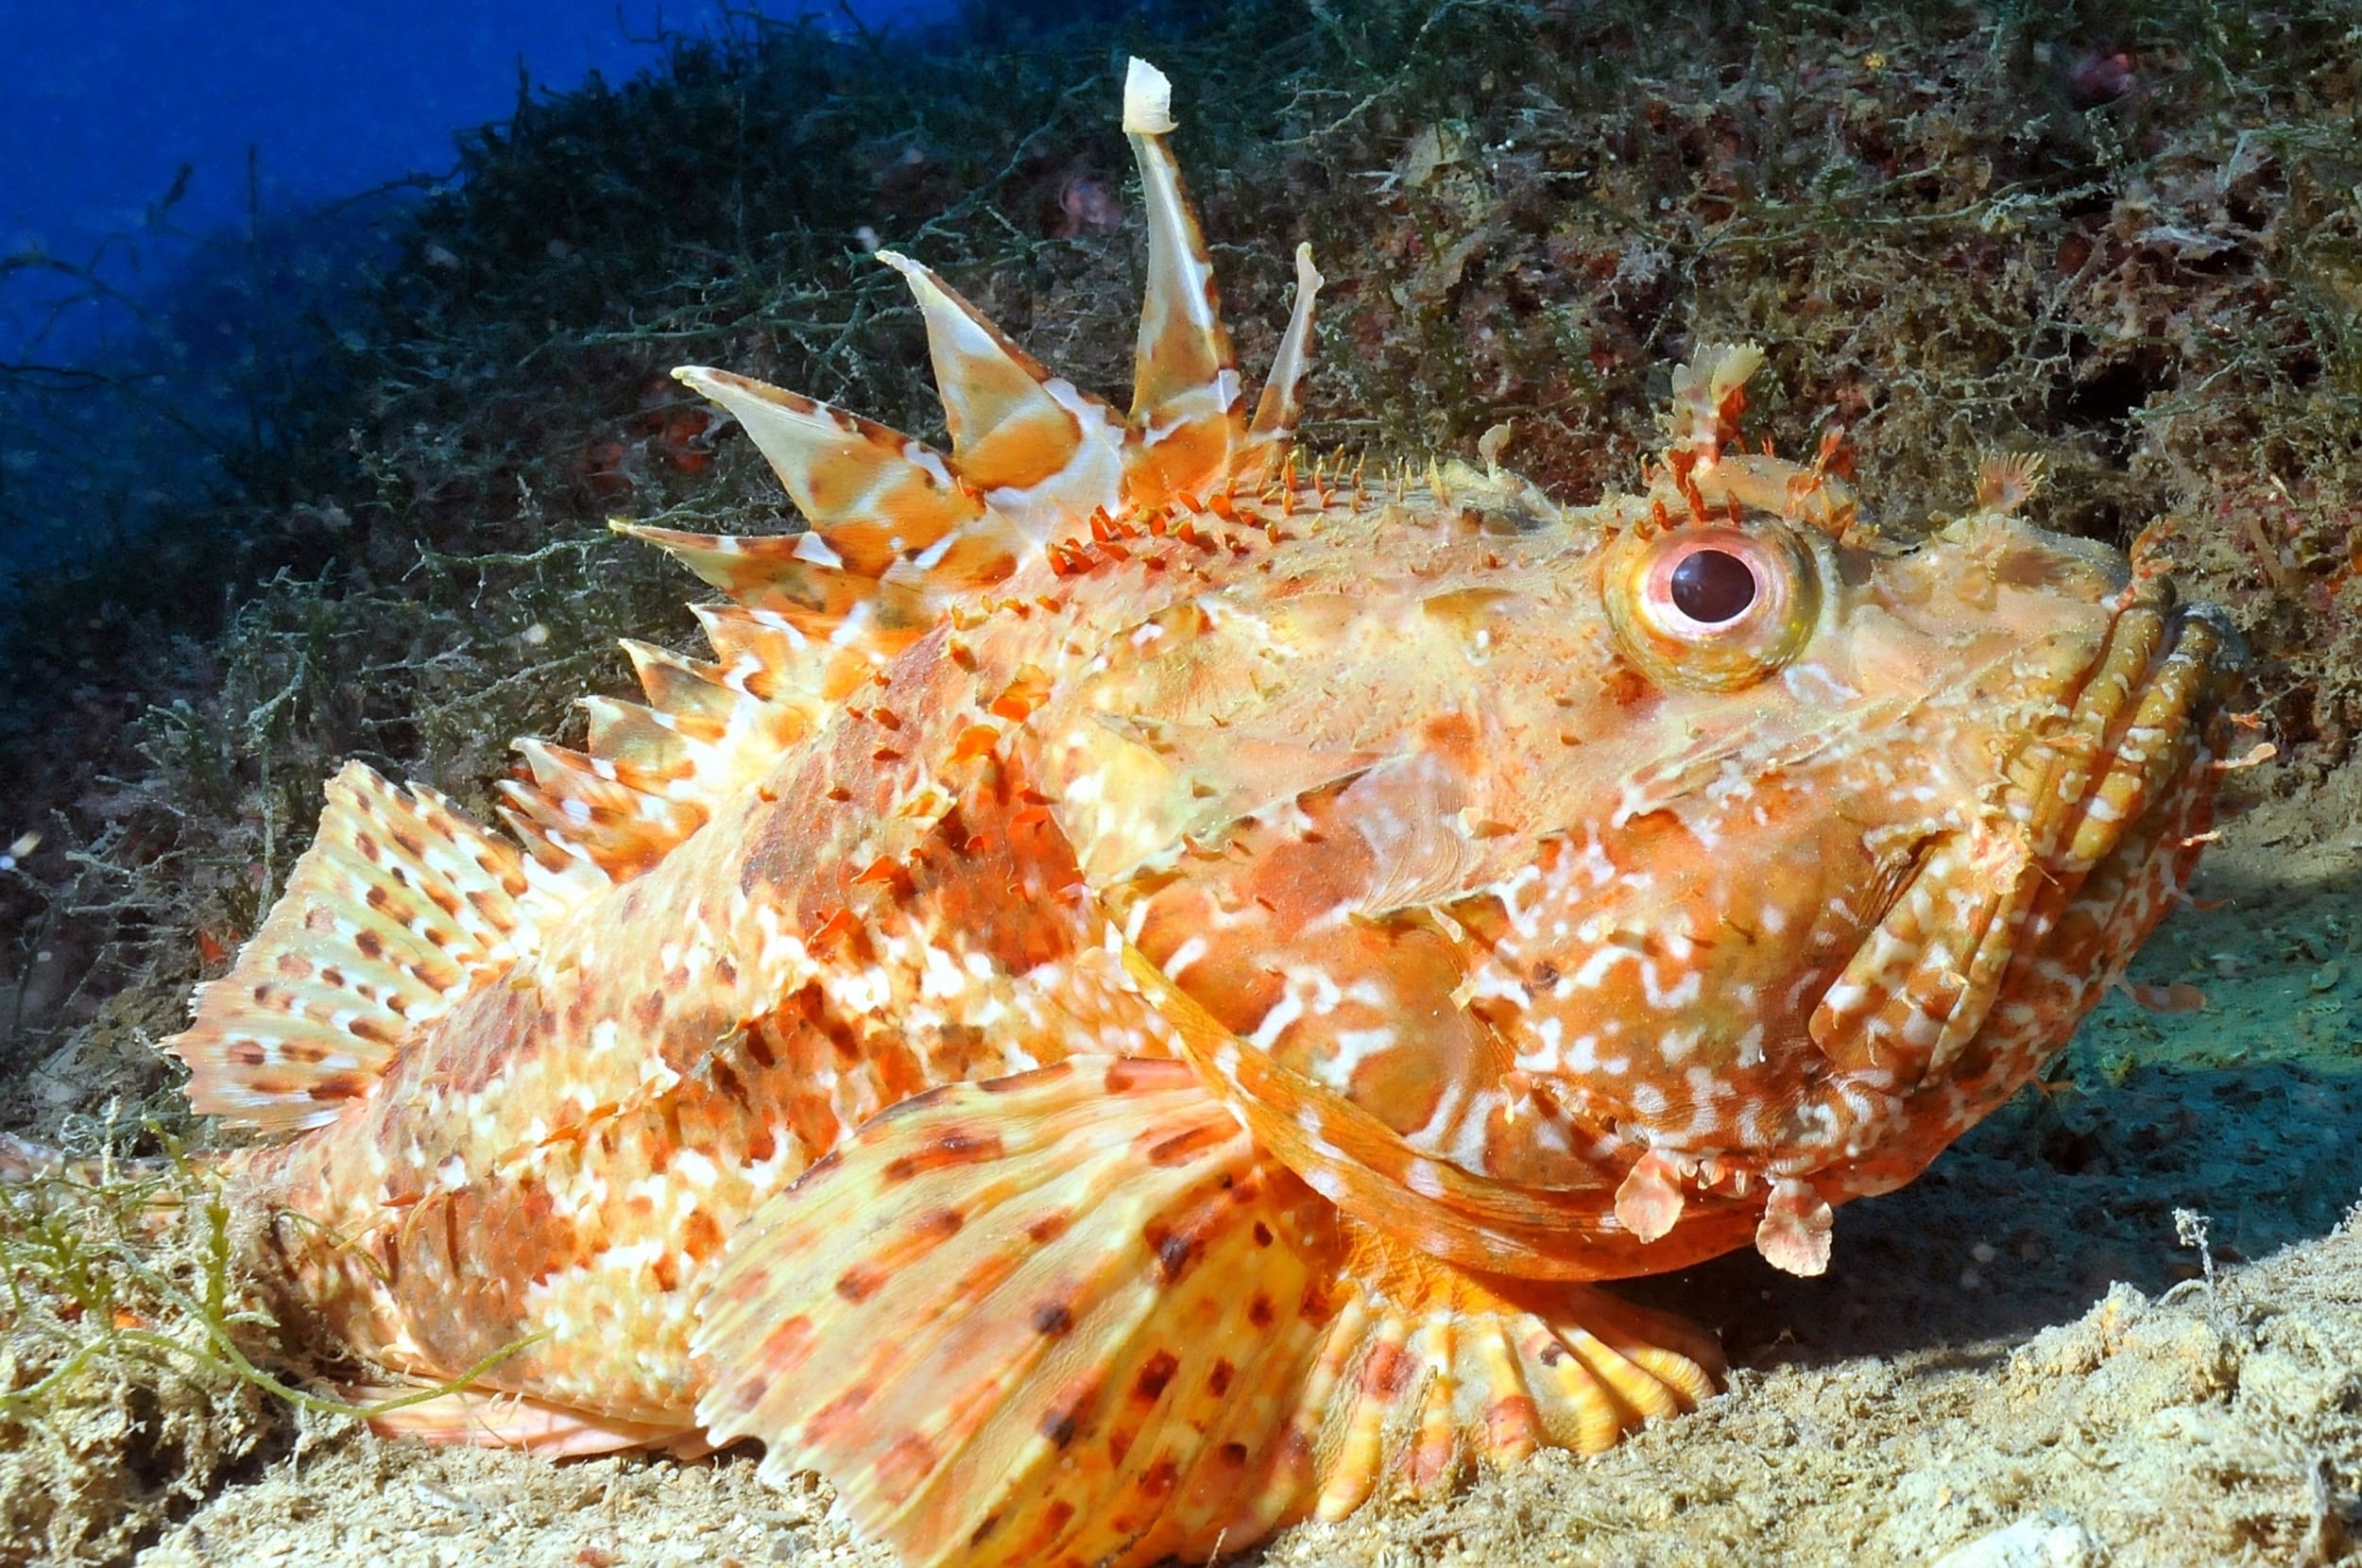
top-left (876, 250), bottom-right (1127, 538)
top-left (525, 58), bottom-right (1330, 896)
top-left (496, 738), bottom-right (710, 881)
top-left (690, 602), bottom-right (875, 705)
top-left (1118, 58), bottom-right (1242, 505)
top-left (167, 763), bottom-right (598, 1132)
top-left (655, 57), bottom-right (1320, 582)
top-left (672, 367), bottom-right (1038, 592)
top-left (586, 57), bottom-right (1327, 889)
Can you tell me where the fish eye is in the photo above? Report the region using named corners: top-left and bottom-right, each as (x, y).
top-left (1605, 522), bottom-right (1820, 691)
top-left (1667, 546), bottom-right (1758, 626)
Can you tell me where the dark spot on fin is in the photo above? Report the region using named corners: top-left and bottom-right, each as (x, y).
top-left (162, 760), bottom-right (550, 1134)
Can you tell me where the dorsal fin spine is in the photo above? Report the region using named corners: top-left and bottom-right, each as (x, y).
top-left (1239, 243), bottom-right (1325, 485)
top-left (1119, 57), bottom-right (1242, 505)
top-left (874, 248), bottom-right (1126, 539)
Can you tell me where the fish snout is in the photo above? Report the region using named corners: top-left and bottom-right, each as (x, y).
top-left (2166, 599), bottom-right (2249, 677)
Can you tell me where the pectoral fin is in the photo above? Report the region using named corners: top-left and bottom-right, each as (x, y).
top-left (691, 1056), bottom-right (1344, 1568)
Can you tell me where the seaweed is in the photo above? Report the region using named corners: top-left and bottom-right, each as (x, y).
top-left (0, 1128), bottom-right (282, 1565)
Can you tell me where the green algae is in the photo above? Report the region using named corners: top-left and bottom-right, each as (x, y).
top-left (0, 1133), bottom-right (282, 1565)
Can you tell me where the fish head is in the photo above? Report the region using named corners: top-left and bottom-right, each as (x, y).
top-left (1487, 450), bottom-right (2242, 1207)
top-left (1042, 348), bottom-right (2242, 1276)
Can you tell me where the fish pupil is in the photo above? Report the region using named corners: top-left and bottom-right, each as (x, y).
top-left (1669, 549), bottom-right (1757, 624)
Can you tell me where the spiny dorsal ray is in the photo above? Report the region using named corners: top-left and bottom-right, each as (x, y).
top-left (176, 56), bottom-right (1330, 1127)
top-left (609, 521), bottom-right (941, 640)
top-left (874, 249), bottom-right (1128, 538)
top-left (669, 366), bottom-right (995, 580)
top-left (1119, 57), bottom-right (1242, 504)
top-left (1240, 242), bottom-right (1323, 486)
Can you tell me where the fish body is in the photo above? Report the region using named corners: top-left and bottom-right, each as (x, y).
top-left (166, 59), bottom-right (2238, 1568)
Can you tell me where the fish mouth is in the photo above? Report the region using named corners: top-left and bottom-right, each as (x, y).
top-left (2023, 588), bottom-right (2244, 890)
top-left (1855, 584), bottom-right (2241, 1079)
top-left (1951, 588), bottom-right (2243, 1081)
top-left (1799, 588), bottom-right (2244, 1213)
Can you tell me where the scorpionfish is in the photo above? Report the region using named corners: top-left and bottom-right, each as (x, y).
top-left (166, 59), bottom-right (2241, 1568)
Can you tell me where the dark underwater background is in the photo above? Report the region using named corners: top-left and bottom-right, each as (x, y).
top-left (0, 0), bottom-right (1029, 578)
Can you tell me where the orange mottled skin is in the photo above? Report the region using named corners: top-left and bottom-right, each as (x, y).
top-left (168, 58), bottom-right (2240, 1568)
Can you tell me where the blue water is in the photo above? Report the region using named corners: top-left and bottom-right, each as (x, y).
top-left (0, 0), bottom-right (963, 577)
top-left (0, 0), bottom-right (958, 363)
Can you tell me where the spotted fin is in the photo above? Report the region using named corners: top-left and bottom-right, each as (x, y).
top-left (167, 762), bottom-right (595, 1133)
top-left (693, 1056), bottom-right (1343, 1568)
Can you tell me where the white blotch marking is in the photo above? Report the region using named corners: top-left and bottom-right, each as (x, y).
top-left (792, 531), bottom-right (845, 569)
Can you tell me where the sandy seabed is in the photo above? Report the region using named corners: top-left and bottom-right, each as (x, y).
top-left (124, 779), bottom-right (2362, 1568)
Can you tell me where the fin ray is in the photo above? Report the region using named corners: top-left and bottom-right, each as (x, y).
top-left (1120, 58), bottom-right (1241, 504)
top-left (1288, 1229), bottom-right (1720, 1524)
top-left (693, 1055), bottom-right (1342, 1568)
top-left (496, 740), bottom-right (707, 881)
top-left (611, 521), bottom-right (939, 642)
top-left (1240, 243), bottom-right (1324, 485)
top-left (673, 366), bottom-right (986, 569)
top-left (348, 1381), bottom-right (705, 1457)
top-left (878, 249), bottom-right (1127, 537)
top-left (166, 763), bottom-right (589, 1132)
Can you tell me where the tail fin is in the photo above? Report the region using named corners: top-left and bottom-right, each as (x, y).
top-left (166, 763), bottom-right (594, 1132)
